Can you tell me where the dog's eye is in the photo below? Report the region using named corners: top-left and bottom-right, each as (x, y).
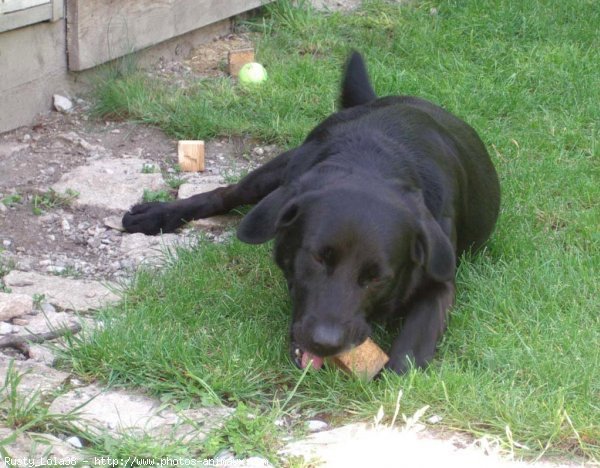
top-left (313, 247), bottom-right (334, 266)
top-left (358, 264), bottom-right (381, 288)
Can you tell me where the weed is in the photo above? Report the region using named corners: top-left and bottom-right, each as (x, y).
top-left (1, 193), bottom-right (22, 207)
top-left (165, 175), bottom-right (186, 190)
top-left (31, 189), bottom-right (79, 215)
top-left (203, 403), bottom-right (282, 461)
top-left (141, 163), bottom-right (159, 174)
top-left (142, 189), bottom-right (175, 203)
top-left (32, 293), bottom-right (46, 309)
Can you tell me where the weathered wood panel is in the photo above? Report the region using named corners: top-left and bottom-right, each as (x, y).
top-left (67, 0), bottom-right (270, 71)
top-left (0, 0), bottom-right (49, 14)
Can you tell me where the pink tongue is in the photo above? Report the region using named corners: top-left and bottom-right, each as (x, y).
top-left (301, 352), bottom-right (324, 370)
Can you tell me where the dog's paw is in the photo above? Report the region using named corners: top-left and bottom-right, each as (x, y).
top-left (122, 202), bottom-right (183, 235)
top-left (384, 354), bottom-right (413, 375)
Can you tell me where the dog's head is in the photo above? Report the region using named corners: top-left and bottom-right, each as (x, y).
top-left (237, 174), bottom-right (454, 369)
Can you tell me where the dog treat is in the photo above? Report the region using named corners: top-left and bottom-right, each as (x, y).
top-left (228, 48), bottom-right (255, 77)
top-left (328, 338), bottom-right (389, 381)
top-left (177, 140), bottom-right (205, 172)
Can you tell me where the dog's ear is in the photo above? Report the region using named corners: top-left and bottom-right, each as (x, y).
top-left (237, 186), bottom-right (297, 244)
top-left (340, 51), bottom-right (377, 109)
top-left (412, 215), bottom-right (456, 282)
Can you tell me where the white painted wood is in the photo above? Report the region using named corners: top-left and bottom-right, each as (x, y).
top-left (0, 2), bottom-right (51, 32)
top-left (51, 0), bottom-right (63, 21)
top-left (0, 0), bottom-right (49, 14)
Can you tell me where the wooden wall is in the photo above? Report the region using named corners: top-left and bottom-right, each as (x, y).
top-left (67, 0), bottom-right (269, 71)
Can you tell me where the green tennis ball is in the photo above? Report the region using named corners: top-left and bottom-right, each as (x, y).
top-left (238, 63), bottom-right (268, 85)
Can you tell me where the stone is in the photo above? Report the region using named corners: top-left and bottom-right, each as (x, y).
top-left (120, 233), bottom-right (197, 267)
top-left (14, 308), bottom-right (79, 336)
top-left (53, 94), bottom-right (73, 113)
top-left (281, 423), bottom-right (543, 467)
top-left (0, 322), bottom-right (14, 334)
top-left (177, 181), bottom-right (225, 199)
top-left (49, 384), bottom-right (233, 439)
top-left (66, 436), bottom-right (83, 448)
top-left (11, 317), bottom-right (30, 326)
top-left (242, 457), bottom-right (274, 467)
top-left (104, 215), bottom-right (125, 231)
top-left (0, 292), bottom-right (33, 321)
top-left (306, 420), bottom-right (329, 432)
top-left (3, 271), bottom-right (120, 311)
top-left (28, 344), bottom-right (57, 366)
top-left (41, 301), bottom-right (57, 314)
top-left (0, 142), bottom-right (28, 158)
top-left (51, 158), bottom-right (165, 211)
top-left (0, 356), bottom-right (70, 395)
top-left (0, 427), bottom-right (84, 460)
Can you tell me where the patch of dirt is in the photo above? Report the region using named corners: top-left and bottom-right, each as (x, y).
top-left (0, 33), bottom-right (279, 283)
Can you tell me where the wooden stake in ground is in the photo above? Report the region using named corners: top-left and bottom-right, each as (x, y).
top-left (178, 140), bottom-right (205, 172)
top-left (228, 48), bottom-right (255, 77)
top-left (328, 337), bottom-right (389, 381)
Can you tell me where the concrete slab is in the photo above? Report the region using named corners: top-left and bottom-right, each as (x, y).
top-left (0, 356), bottom-right (70, 396)
top-left (3, 271), bottom-right (120, 311)
top-left (49, 384), bottom-right (233, 439)
top-left (51, 158), bottom-right (165, 211)
top-left (0, 292), bottom-right (33, 322)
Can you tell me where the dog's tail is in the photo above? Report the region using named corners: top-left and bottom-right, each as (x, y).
top-left (340, 51), bottom-right (377, 109)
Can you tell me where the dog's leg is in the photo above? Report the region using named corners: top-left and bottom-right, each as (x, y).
top-left (386, 281), bottom-right (455, 374)
top-left (122, 148), bottom-right (295, 235)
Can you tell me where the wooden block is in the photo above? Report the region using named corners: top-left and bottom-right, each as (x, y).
top-left (177, 140), bottom-right (205, 172)
top-left (328, 338), bottom-right (389, 381)
top-left (228, 48), bottom-right (255, 77)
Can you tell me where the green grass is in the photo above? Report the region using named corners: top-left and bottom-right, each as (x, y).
top-left (142, 188), bottom-right (175, 203)
top-left (68, 0), bottom-right (599, 462)
top-left (31, 188), bottom-right (79, 215)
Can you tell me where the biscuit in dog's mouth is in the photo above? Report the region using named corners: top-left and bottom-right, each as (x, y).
top-left (293, 347), bottom-right (324, 370)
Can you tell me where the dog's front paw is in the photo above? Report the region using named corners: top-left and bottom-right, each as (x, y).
top-left (122, 202), bottom-right (183, 235)
top-left (385, 354), bottom-right (414, 375)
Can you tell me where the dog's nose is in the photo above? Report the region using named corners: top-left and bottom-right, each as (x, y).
top-left (310, 324), bottom-right (345, 355)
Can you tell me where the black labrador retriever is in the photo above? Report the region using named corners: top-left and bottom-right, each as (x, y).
top-left (122, 52), bottom-right (500, 374)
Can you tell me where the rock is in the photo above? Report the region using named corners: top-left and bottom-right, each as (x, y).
top-left (0, 427), bottom-right (84, 460)
top-left (28, 344), bottom-right (57, 366)
top-left (242, 457), bottom-right (274, 467)
top-left (41, 301), bottom-right (57, 314)
top-left (215, 449), bottom-right (236, 462)
top-left (66, 436), bottom-right (83, 448)
top-left (191, 215), bottom-right (238, 230)
top-left (53, 94), bottom-right (73, 113)
top-left (11, 317), bottom-right (30, 326)
top-left (177, 182), bottom-right (225, 199)
top-left (307, 420), bottom-right (329, 432)
top-left (49, 384), bottom-right (233, 440)
top-left (0, 292), bottom-right (33, 321)
top-left (0, 356), bottom-right (70, 395)
top-left (427, 414), bottom-right (443, 424)
top-left (51, 158), bottom-right (165, 211)
top-left (104, 215), bottom-right (125, 231)
top-left (281, 422), bottom-right (535, 467)
top-left (120, 233), bottom-right (197, 267)
top-left (13, 308), bottom-right (79, 336)
top-left (0, 322), bottom-right (14, 334)
top-left (3, 271), bottom-right (120, 311)
top-left (0, 142), bottom-right (28, 158)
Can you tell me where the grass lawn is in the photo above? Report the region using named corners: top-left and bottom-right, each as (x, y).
top-left (64, 0), bottom-right (599, 462)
